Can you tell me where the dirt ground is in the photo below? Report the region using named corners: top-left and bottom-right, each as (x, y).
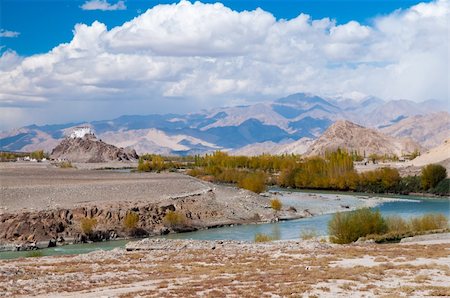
top-left (0, 237), bottom-right (449, 297)
top-left (0, 162), bottom-right (217, 213)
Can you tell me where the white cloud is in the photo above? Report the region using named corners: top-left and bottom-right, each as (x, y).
top-left (0, 0), bottom-right (448, 128)
top-left (0, 29), bottom-right (20, 38)
top-left (81, 0), bottom-right (126, 11)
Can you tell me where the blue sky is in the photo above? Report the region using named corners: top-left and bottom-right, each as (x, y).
top-left (1, 0), bottom-right (433, 56)
top-left (0, 0), bottom-right (447, 129)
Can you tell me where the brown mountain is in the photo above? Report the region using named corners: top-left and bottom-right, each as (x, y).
top-left (381, 112), bottom-right (450, 149)
top-left (50, 134), bottom-right (138, 163)
top-left (305, 120), bottom-right (422, 157)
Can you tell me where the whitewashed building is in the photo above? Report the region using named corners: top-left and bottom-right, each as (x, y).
top-left (69, 126), bottom-right (94, 139)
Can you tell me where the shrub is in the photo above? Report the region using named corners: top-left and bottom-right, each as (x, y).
top-left (384, 216), bottom-right (409, 234)
top-left (137, 159), bottom-right (150, 172)
top-left (238, 172), bottom-right (267, 193)
top-left (80, 217), bottom-right (97, 235)
top-left (59, 161), bottom-right (73, 168)
top-left (30, 150), bottom-right (45, 160)
top-left (163, 211), bottom-right (185, 228)
top-left (358, 168), bottom-right (401, 193)
top-left (396, 176), bottom-right (421, 194)
top-left (430, 178), bottom-right (450, 196)
top-left (254, 233), bottom-right (272, 242)
top-left (123, 212), bottom-right (139, 231)
top-left (421, 164), bottom-right (447, 190)
top-left (26, 251), bottom-right (44, 258)
top-left (270, 198), bottom-right (282, 211)
top-left (328, 208), bottom-right (387, 244)
top-left (410, 213), bottom-right (448, 232)
top-left (300, 229), bottom-right (317, 240)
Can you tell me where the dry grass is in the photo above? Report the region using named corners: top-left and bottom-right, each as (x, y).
top-left (1, 241), bottom-right (449, 297)
top-left (254, 233), bottom-right (273, 242)
top-left (270, 198), bottom-right (282, 211)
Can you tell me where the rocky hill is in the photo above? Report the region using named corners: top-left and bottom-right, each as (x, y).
top-left (305, 120), bottom-right (422, 157)
top-left (50, 132), bottom-right (138, 163)
top-left (381, 112), bottom-right (450, 149)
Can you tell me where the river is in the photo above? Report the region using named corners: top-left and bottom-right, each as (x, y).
top-left (1, 190), bottom-right (448, 259)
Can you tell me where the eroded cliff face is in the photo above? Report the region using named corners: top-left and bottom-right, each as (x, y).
top-left (0, 190), bottom-right (284, 249)
top-left (0, 203), bottom-right (171, 246)
top-left (50, 134), bottom-right (138, 163)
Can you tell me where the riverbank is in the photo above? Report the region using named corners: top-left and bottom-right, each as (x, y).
top-left (0, 162), bottom-right (304, 250)
top-left (2, 162), bottom-right (445, 251)
top-left (267, 189), bottom-right (417, 217)
top-left (1, 236), bottom-right (449, 297)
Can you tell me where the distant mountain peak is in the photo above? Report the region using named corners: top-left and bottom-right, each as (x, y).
top-left (306, 120), bottom-right (422, 157)
top-left (0, 93), bottom-right (446, 155)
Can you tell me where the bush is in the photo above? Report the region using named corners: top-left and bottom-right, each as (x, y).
top-left (396, 176), bottom-right (421, 194)
top-left (421, 164), bottom-right (447, 190)
top-left (358, 168), bottom-right (401, 193)
top-left (270, 198), bottom-right (282, 211)
top-left (59, 161), bottom-right (73, 168)
top-left (300, 229), bottom-right (317, 240)
top-left (238, 172), bottom-right (267, 193)
top-left (26, 251), bottom-right (44, 258)
top-left (80, 217), bottom-right (97, 235)
top-left (430, 179), bottom-right (450, 196)
top-left (384, 216), bottom-right (409, 234)
top-left (254, 233), bottom-right (272, 242)
top-left (30, 150), bottom-right (45, 160)
top-left (137, 159), bottom-right (150, 172)
top-left (410, 213), bottom-right (448, 232)
top-left (123, 212), bottom-right (139, 231)
top-left (328, 208), bottom-right (387, 244)
top-left (366, 213), bottom-right (449, 243)
top-left (163, 211), bottom-right (185, 228)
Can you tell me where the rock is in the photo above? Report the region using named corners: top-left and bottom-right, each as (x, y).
top-left (50, 133), bottom-right (138, 163)
top-left (288, 206), bottom-right (297, 212)
top-left (48, 238), bottom-right (56, 248)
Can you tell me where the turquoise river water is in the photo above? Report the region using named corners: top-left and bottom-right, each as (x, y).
top-left (1, 190), bottom-right (448, 260)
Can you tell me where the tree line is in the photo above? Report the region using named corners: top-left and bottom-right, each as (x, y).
top-left (136, 150), bottom-right (448, 195)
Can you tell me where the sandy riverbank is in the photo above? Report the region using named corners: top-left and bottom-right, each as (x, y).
top-left (268, 190), bottom-right (415, 217)
top-left (1, 235), bottom-right (448, 297)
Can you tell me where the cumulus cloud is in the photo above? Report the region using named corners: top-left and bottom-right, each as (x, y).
top-left (0, 29), bottom-right (20, 38)
top-left (0, 0), bottom-right (448, 128)
top-left (81, 0), bottom-right (126, 11)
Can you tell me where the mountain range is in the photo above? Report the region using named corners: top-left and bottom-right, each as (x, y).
top-left (1, 93), bottom-right (449, 156)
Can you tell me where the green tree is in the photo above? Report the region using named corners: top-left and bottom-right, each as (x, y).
top-left (421, 164), bottom-right (447, 190)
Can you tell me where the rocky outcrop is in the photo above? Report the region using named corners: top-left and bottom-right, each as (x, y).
top-left (0, 188), bottom-right (290, 249)
top-left (0, 203), bottom-right (185, 249)
top-left (306, 120), bottom-right (423, 157)
top-left (50, 134), bottom-right (138, 163)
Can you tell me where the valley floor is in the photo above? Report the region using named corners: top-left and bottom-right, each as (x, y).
top-left (0, 162), bottom-right (389, 248)
top-left (1, 235), bottom-right (449, 297)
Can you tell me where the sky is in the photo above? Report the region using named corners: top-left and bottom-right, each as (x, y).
top-left (0, 0), bottom-right (448, 129)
